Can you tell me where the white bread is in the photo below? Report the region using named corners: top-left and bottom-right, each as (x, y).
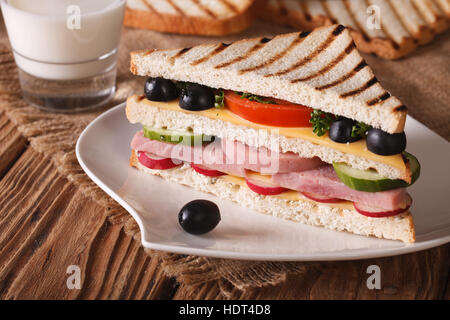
top-left (130, 25), bottom-right (407, 134)
top-left (257, 0), bottom-right (450, 59)
top-left (130, 150), bottom-right (416, 243)
top-left (126, 95), bottom-right (409, 181)
top-left (124, 0), bottom-right (256, 35)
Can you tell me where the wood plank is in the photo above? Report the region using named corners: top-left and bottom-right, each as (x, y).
top-left (0, 111), bottom-right (27, 178)
top-left (0, 147), bottom-right (178, 299)
top-left (173, 244), bottom-right (450, 300)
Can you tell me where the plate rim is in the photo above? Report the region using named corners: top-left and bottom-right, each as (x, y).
top-left (75, 102), bottom-right (450, 261)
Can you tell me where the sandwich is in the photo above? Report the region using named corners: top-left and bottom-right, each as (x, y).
top-left (257, 0), bottom-right (450, 59)
top-left (126, 24), bottom-right (421, 243)
top-left (124, 0), bottom-right (256, 36)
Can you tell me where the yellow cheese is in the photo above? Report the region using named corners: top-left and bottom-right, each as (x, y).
top-left (221, 174), bottom-right (355, 210)
top-left (140, 98), bottom-right (406, 173)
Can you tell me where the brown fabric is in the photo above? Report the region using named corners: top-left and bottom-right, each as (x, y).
top-left (0, 17), bottom-right (449, 298)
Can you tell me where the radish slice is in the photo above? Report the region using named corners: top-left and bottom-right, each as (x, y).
top-left (354, 194), bottom-right (412, 218)
top-left (191, 164), bottom-right (225, 177)
top-left (301, 191), bottom-right (343, 203)
top-left (245, 178), bottom-right (288, 196)
top-left (138, 152), bottom-right (181, 170)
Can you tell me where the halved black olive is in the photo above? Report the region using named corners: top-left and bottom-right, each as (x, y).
top-left (179, 84), bottom-right (215, 111)
top-left (366, 128), bottom-right (406, 155)
top-left (329, 118), bottom-right (361, 143)
top-left (144, 77), bottom-right (178, 102)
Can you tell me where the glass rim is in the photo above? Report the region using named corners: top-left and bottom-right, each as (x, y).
top-left (0, 0), bottom-right (126, 19)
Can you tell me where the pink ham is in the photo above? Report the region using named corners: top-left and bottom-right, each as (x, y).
top-left (131, 131), bottom-right (246, 177)
top-left (221, 139), bottom-right (324, 174)
top-left (272, 166), bottom-right (408, 211)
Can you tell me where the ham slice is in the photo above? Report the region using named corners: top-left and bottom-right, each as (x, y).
top-left (131, 131), bottom-right (246, 177)
top-left (221, 139), bottom-right (324, 174)
top-left (272, 166), bottom-right (408, 211)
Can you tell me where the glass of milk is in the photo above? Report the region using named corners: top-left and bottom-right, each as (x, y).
top-left (1, 0), bottom-right (126, 113)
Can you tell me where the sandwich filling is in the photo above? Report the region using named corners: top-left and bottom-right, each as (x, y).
top-left (129, 77), bottom-right (421, 218)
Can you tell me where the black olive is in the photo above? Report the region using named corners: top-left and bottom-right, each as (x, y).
top-left (329, 118), bottom-right (361, 143)
top-left (366, 128), bottom-right (407, 155)
top-left (178, 200), bottom-right (221, 235)
top-left (179, 84), bottom-right (215, 111)
top-left (144, 77), bottom-right (178, 102)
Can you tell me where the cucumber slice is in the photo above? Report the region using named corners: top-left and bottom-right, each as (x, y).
top-left (333, 152), bottom-right (420, 192)
top-left (143, 126), bottom-right (214, 146)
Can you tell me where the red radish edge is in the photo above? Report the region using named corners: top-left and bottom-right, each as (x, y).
top-left (245, 178), bottom-right (288, 196)
top-left (138, 152), bottom-right (181, 170)
top-left (191, 164), bottom-right (226, 177)
top-left (353, 194), bottom-right (412, 218)
top-left (301, 191), bottom-right (344, 203)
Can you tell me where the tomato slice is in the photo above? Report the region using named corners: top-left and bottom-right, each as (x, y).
top-left (224, 91), bottom-right (313, 127)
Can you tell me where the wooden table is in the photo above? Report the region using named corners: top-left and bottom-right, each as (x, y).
top-left (0, 110), bottom-right (448, 299)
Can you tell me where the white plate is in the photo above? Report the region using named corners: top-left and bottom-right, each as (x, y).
top-left (76, 103), bottom-right (450, 261)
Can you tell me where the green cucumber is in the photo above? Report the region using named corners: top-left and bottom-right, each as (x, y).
top-left (143, 126), bottom-right (214, 146)
top-left (333, 152), bottom-right (420, 192)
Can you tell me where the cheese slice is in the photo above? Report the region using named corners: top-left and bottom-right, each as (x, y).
top-left (221, 174), bottom-right (355, 211)
top-left (140, 98), bottom-right (406, 173)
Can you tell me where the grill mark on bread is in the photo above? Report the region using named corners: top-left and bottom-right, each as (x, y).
top-left (267, 26), bottom-right (340, 77)
top-left (367, 92), bottom-right (391, 106)
top-left (290, 41), bottom-right (356, 83)
top-left (343, 0), bottom-right (371, 42)
top-left (316, 60), bottom-right (368, 90)
top-left (393, 104), bottom-right (408, 112)
top-left (166, 0), bottom-right (185, 16)
top-left (220, 0), bottom-right (239, 13)
top-left (169, 47), bottom-right (192, 63)
top-left (239, 34), bottom-right (306, 74)
top-left (277, 0), bottom-right (289, 16)
top-left (340, 76), bottom-right (378, 98)
top-left (321, 1), bottom-right (338, 24)
top-left (214, 38), bottom-right (269, 69)
top-left (365, 0), bottom-right (401, 50)
top-left (190, 43), bottom-right (230, 66)
top-left (137, 94), bottom-right (146, 101)
top-left (386, 0), bottom-right (417, 39)
top-left (192, 0), bottom-right (218, 19)
top-left (300, 1), bottom-right (312, 21)
top-left (141, 0), bottom-right (159, 14)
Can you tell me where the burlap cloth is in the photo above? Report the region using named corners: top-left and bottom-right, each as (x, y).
top-left (0, 17), bottom-right (449, 298)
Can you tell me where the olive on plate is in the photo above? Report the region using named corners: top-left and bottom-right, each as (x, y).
top-left (144, 77), bottom-right (178, 102)
top-left (329, 118), bottom-right (361, 143)
top-left (179, 84), bottom-right (215, 111)
top-left (366, 128), bottom-right (407, 156)
top-left (178, 200), bottom-right (221, 235)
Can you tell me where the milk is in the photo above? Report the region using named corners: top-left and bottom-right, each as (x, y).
top-left (1, 0), bottom-right (125, 80)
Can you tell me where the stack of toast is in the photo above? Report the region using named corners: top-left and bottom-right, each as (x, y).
top-left (258, 0), bottom-right (450, 59)
top-left (124, 0), bottom-right (450, 59)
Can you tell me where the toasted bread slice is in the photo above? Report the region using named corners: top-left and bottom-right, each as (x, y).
top-left (131, 25), bottom-right (407, 133)
top-left (124, 0), bottom-right (256, 35)
top-left (257, 0), bottom-right (450, 59)
top-left (130, 150), bottom-right (416, 243)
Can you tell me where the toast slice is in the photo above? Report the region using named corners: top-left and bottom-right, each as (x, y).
top-left (130, 150), bottom-right (416, 243)
top-left (257, 0), bottom-right (450, 59)
top-left (124, 0), bottom-right (256, 35)
top-left (131, 24), bottom-right (407, 134)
